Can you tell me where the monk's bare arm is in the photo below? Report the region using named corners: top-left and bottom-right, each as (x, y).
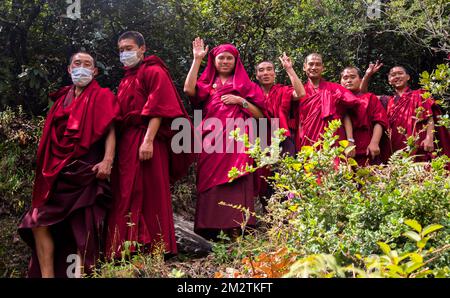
top-left (343, 114), bottom-right (356, 157)
top-left (139, 117), bottom-right (162, 161)
top-left (359, 74), bottom-right (371, 94)
top-left (343, 115), bottom-right (354, 138)
top-left (184, 37), bottom-right (209, 97)
top-left (104, 124), bottom-right (116, 163)
top-left (92, 124), bottom-right (116, 179)
top-left (245, 101), bottom-right (264, 119)
top-left (286, 67), bottom-right (306, 101)
top-left (360, 61), bottom-right (383, 93)
top-left (279, 53), bottom-right (305, 100)
top-left (367, 123), bottom-right (382, 158)
top-left (421, 117), bottom-right (435, 152)
top-left (184, 58), bottom-right (202, 97)
top-left (221, 94), bottom-right (264, 119)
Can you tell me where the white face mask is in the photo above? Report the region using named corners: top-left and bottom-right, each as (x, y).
top-left (120, 51), bottom-right (141, 67)
top-left (71, 67), bottom-right (93, 87)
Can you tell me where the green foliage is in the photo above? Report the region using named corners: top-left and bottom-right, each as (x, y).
top-left (352, 221), bottom-right (449, 278)
top-left (420, 63), bottom-right (450, 115)
top-left (92, 241), bottom-right (167, 278)
top-left (223, 120), bottom-right (450, 277)
top-left (385, 0), bottom-right (450, 54)
top-left (283, 221), bottom-right (449, 278)
top-left (0, 106), bottom-right (43, 215)
top-left (0, 0), bottom-right (447, 114)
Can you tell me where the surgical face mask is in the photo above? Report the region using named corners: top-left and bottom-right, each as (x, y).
top-left (120, 51), bottom-right (141, 67)
top-left (71, 67), bottom-right (93, 87)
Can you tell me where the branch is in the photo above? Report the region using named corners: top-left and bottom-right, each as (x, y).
top-left (0, 16), bottom-right (17, 28)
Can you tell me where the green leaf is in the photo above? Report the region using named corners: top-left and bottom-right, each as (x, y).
top-left (344, 145), bottom-right (356, 156)
top-left (347, 157), bottom-right (358, 167)
top-left (304, 163), bottom-right (314, 172)
top-left (421, 224), bottom-right (443, 237)
top-left (386, 264), bottom-right (404, 275)
top-left (339, 140), bottom-right (349, 148)
top-left (389, 250), bottom-right (399, 264)
top-left (301, 146), bottom-right (314, 155)
top-left (417, 237), bottom-right (429, 249)
top-left (421, 91), bottom-right (431, 99)
top-left (405, 261), bottom-right (424, 275)
top-left (408, 253), bottom-right (423, 263)
top-left (291, 163), bottom-right (302, 171)
top-left (377, 242), bottom-right (391, 255)
top-left (288, 204), bottom-right (299, 212)
top-left (421, 71), bottom-right (429, 79)
top-left (404, 219), bottom-right (422, 233)
top-left (403, 231), bottom-right (421, 242)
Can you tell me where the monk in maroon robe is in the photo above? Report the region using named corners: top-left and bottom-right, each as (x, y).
top-left (255, 53), bottom-right (306, 154)
top-left (254, 54), bottom-right (306, 204)
top-left (184, 38), bottom-right (266, 240)
top-left (361, 64), bottom-right (450, 162)
top-left (18, 52), bottom-right (119, 277)
top-left (106, 31), bottom-right (194, 258)
top-left (295, 53), bottom-right (360, 151)
top-left (340, 66), bottom-right (388, 166)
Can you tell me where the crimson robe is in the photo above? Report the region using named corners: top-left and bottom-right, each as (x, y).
top-left (192, 77), bottom-right (266, 237)
top-left (295, 80), bottom-right (360, 151)
top-left (18, 80), bottom-right (119, 277)
top-left (264, 84), bottom-right (293, 136)
top-left (255, 84), bottom-right (295, 201)
top-left (106, 56), bottom-right (194, 257)
top-left (348, 92), bottom-right (388, 166)
top-left (31, 81), bottom-right (118, 208)
top-left (387, 87), bottom-right (450, 161)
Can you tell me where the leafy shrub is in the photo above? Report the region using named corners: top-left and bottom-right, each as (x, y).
top-left (0, 106), bottom-right (43, 215)
top-left (220, 119), bottom-right (449, 277)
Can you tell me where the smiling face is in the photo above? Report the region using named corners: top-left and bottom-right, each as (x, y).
top-left (303, 54), bottom-right (324, 80)
top-left (340, 68), bottom-right (361, 92)
top-left (214, 51), bottom-right (236, 76)
top-left (388, 66), bottom-right (410, 90)
top-left (255, 61), bottom-right (276, 86)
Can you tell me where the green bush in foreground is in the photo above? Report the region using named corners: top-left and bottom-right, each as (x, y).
top-left (0, 106), bottom-right (43, 215)
top-left (222, 119), bottom-right (449, 278)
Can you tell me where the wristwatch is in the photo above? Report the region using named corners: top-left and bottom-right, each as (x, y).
top-left (241, 99), bottom-right (249, 109)
top-left (347, 138), bottom-right (355, 143)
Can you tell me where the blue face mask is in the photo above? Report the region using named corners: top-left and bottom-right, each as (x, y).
top-left (120, 51), bottom-right (140, 67)
top-left (71, 67), bottom-right (93, 87)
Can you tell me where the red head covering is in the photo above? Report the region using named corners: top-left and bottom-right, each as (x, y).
top-left (196, 44), bottom-right (265, 110)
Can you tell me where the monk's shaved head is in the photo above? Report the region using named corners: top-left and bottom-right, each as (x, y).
top-left (304, 53), bottom-right (323, 64)
top-left (341, 66), bottom-right (363, 79)
top-left (255, 60), bottom-right (274, 71)
top-left (118, 31), bottom-right (146, 47)
top-left (389, 65), bottom-right (409, 75)
top-left (69, 51), bottom-right (96, 67)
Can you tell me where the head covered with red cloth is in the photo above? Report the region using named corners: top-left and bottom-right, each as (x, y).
top-left (196, 44), bottom-right (265, 110)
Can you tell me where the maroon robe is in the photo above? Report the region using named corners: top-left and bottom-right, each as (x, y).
top-left (18, 80), bottom-right (119, 277)
top-left (106, 56), bottom-right (194, 257)
top-left (295, 80), bottom-right (360, 151)
top-left (255, 84), bottom-right (295, 200)
top-left (192, 44), bottom-right (267, 238)
top-left (264, 84), bottom-right (293, 136)
top-left (348, 92), bottom-right (388, 166)
top-left (387, 87), bottom-right (450, 162)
